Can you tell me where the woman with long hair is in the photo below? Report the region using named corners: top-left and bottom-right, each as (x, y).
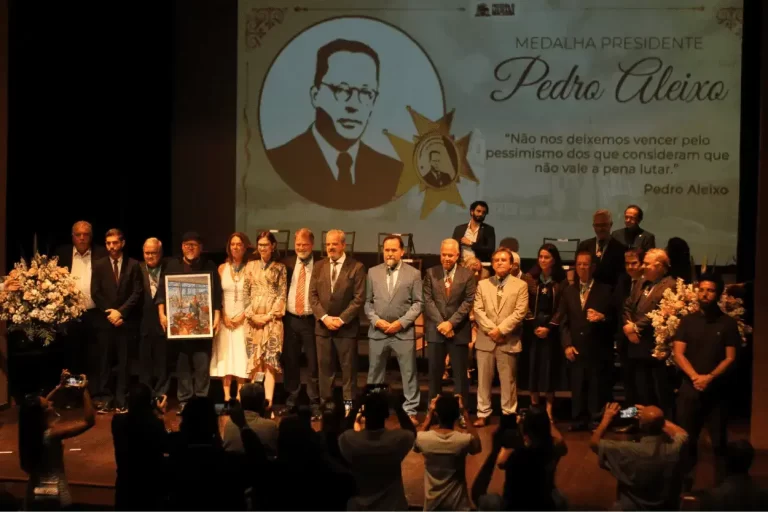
top-left (210, 232), bottom-right (252, 402)
top-left (244, 231), bottom-right (287, 411)
top-left (20, 370), bottom-right (95, 510)
top-left (522, 244), bottom-right (568, 420)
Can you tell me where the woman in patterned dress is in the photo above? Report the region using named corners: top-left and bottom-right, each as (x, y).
top-left (244, 231), bottom-right (287, 409)
top-left (210, 232), bottom-right (251, 402)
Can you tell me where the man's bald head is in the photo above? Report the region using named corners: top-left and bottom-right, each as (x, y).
top-left (440, 239), bottom-right (460, 271)
top-left (638, 405), bottom-right (665, 435)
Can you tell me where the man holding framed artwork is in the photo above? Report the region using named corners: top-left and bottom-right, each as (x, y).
top-left (155, 232), bottom-right (222, 412)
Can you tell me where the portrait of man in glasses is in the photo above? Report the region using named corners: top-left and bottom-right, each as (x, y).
top-left (266, 38), bottom-right (403, 211)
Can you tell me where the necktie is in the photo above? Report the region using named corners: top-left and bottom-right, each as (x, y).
top-left (387, 267), bottom-right (394, 294)
top-left (580, 283), bottom-right (589, 308)
top-left (497, 284), bottom-right (504, 307)
top-left (444, 274), bottom-right (452, 297)
top-left (148, 268), bottom-right (158, 298)
top-left (112, 259), bottom-right (119, 284)
top-left (596, 240), bottom-right (605, 259)
top-left (337, 152), bottom-right (353, 187)
top-left (295, 261), bottom-right (307, 314)
top-left (331, 261), bottom-right (339, 292)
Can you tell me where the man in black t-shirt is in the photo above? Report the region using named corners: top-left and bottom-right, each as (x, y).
top-left (673, 273), bottom-right (739, 491)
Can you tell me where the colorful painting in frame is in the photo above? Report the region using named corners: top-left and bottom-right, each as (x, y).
top-left (165, 273), bottom-right (213, 339)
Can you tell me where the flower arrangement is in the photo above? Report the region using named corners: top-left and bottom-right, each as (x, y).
top-left (647, 277), bottom-right (752, 365)
top-left (0, 253), bottom-right (87, 345)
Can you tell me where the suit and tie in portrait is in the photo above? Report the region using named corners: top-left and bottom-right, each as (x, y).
top-left (309, 230), bottom-right (366, 401)
top-left (90, 229), bottom-right (143, 412)
top-left (364, 236), bottom-right (423, 421)
top-left (423, 239), bottom-right (477, 405)
top-left (472, 248), bottom-right (528, 425)
top-left (266, 39), bottom-right (402, 211)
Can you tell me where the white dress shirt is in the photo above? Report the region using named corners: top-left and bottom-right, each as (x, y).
top-left (311, 123), bottom-right (361, 184)
top-left (329, 252), bottom-right (347, 291)
top-left (386, 261), bottom-right (401, 293)
top-left (71, 247), bottom-right (96, 309)
top-left (321, 252), bottom-right (347, 322)
top-left (286, 256), bottom-right (313, 316)
top-left (461, 222), bottom-right (479, 261)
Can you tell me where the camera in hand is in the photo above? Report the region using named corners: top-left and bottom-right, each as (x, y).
top-left (619, 406), bottom-right (638, 419)
top-left (254, 372), bottom-right (266, 384)
top-left (64, 375), bottom-right (85, 388)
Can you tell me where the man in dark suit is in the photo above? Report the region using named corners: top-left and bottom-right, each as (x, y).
top-left (423, 239), bottom-right (477, 410)
top-left (309, 229), bottom-right (366, 403)
top-left (422, 150), bottom-right (454, 188)
top-left (266, 39), bottom-right (402, 211)
top-left (452, 200), bottom-right (496, 263)
top-left (53, 220), bottom-right (108, 374)
top-left (137, 237), bottom-right (169, 400)
top-left (156, 232), bottom-right (223, 411)
top-left (623, 248), bottom-right (675, 416)
top-left (559, 250), bottom-right (615, 430)
top-left (612, 204), bottom-right (656, 252)
top-left (282, 228), bottom-right (322, 418)
top-left (578, 209), bottom-right (626, 289)
top-left (90, 228), bottom-right (143, 413)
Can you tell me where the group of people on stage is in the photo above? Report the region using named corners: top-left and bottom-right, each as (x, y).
top-left (1, 200), bottom-right (748, 506)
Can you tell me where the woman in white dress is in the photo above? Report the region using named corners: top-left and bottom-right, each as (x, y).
top-left (210, 232), bottom-right (251, 401)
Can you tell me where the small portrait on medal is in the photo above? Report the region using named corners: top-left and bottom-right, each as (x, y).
top-left (165, 274), bottom-right (214, 339)
top-left (417, 134), bottom-right (458, 189)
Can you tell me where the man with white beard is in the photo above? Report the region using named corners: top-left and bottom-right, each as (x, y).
top-left (282, 228), bottom-right (321, 419)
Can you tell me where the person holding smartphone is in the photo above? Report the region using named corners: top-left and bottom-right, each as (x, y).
top-left (414, 394), bottom-right (482, 511)
top-left (19, 369), bottom-right (96, 510)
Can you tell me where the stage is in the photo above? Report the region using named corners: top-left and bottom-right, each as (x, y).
top-left (0, 375), bottom-right (763, 510)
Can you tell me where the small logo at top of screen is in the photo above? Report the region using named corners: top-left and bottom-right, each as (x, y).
top-left (474, 2), bottom-right (515, 17)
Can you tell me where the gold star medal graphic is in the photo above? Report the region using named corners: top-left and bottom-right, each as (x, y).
top-left (384, 107), bottom-right (478, 219)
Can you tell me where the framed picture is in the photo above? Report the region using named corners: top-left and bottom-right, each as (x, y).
top-left (164, 273), bottom-right (214, 339)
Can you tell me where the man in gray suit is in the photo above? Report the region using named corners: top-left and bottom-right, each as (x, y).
top-left (423, 239), bottom-right (477, 409)
top-left (310, 229), bottom-right (367, 403)
top-left (365, 235), bottom-right (423, 424)
top-left (472, 248), bottom-right (528, 426)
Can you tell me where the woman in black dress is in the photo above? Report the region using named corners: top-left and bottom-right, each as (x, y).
top-left (523, 244), bottom-right (568, 420)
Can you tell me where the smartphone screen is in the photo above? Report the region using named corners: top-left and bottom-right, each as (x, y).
top-left (620, 406), bottom-right (638, 419)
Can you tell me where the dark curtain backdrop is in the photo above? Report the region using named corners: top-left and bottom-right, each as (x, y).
top-left (5, 2), bottom-right (173, 264)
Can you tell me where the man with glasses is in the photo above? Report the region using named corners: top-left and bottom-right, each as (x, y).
top-left (578, 209), bottom-right (626, 288)
top-left (155, 232), bottom-right (222, 412)
top-left (267, 38), bottom-right (403, 211)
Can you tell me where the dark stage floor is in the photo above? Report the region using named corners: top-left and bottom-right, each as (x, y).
top-left (0, 376), bottom-right (764, 510)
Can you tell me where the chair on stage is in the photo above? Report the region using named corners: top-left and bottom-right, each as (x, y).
top-left (321, 230), bottom-right (356, 256)
top-left (543, 237), bottom-right (580, 265)
top-left (376, 233), bottom-right (416, 262)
